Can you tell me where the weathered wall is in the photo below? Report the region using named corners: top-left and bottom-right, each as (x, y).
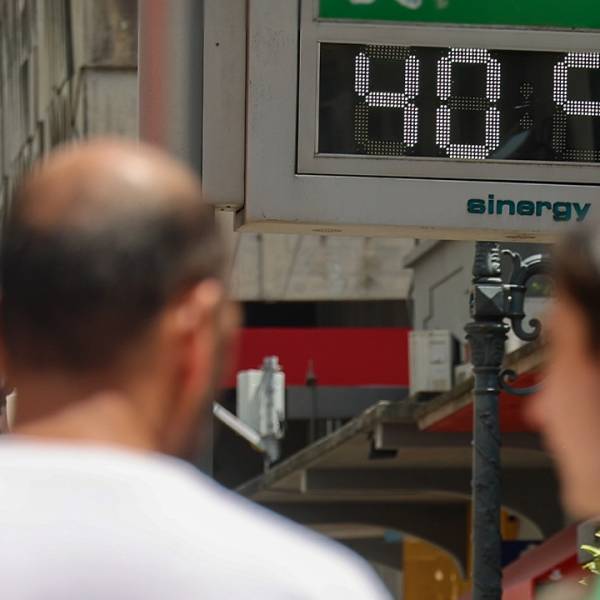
top-left (0, 0), bottom-right (138, 203)
top-left (232, 231), bottom-right (414, 302)
top-left (405, 240), bottom-right (473, 342)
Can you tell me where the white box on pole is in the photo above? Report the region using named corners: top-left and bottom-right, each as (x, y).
top-left (409, 330), bottom-right (454, 396)
top-left (237, 368), bottom-right (286, 438)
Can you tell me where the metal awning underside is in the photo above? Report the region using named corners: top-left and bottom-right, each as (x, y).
top-left (237, 343), bottom-right (558, 573)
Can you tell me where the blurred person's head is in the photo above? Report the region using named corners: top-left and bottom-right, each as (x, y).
top-left (0, 139), bottom-right (237, 457)
top-left (527, 228), bottom-right (600, 518)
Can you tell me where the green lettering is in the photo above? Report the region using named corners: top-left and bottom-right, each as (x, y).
top-left (535, 201), bottom-right (552, 217)
top-left (496, 200), bottom-right (516, 216)
top-left (574, 203), bottom-right (591, 222)
top-left (553, 202), bottom-right (572, 222)
top-left (467, 199), bottom-right (486, 214)
top-left (465, 197), bottom-right (589, 222)
top-left (516, 201), bottom-right (535, 216)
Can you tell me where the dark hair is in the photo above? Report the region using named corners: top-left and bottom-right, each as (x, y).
top-left (554, 229), bottom-right (600, 353)
top-left (0, 184), bottom-right (225, 372)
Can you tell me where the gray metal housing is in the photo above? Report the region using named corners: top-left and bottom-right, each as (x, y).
top-left (202, 0), bottom-right (600, 240)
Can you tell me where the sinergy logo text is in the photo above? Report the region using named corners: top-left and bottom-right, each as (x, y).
top-left (467, 195), bottom-right (590, 223)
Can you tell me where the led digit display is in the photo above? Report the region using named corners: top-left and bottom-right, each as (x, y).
top-left (318, 43), bottom-right (600, 162)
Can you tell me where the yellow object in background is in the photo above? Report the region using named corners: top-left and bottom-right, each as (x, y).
top-left (403, 509), bottom-right (521, 599)
top-left (403, 537), bottom-right (470, 600)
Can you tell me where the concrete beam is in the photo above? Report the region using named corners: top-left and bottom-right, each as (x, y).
top-left (301, 468), bottom-right (563, 537)
top-left (373, 423), bottom-right (543, 452)
top-left (302, 467), bottom-right (471, 494)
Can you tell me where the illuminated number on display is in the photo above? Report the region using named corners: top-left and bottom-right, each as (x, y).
top-left (436, 48), bottom-right (501, 160)
top-left (552, 52), bottom-right (600, 162)
top-left (354, 46), bottom-right (420, 155)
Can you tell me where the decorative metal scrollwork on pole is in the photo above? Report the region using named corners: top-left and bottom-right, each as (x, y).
top-left (499, 249), bottom-right (552, 398)
top-left (467, 242), bottom-right (550, 600)
top-left (503, 249), bottom-right (552, 342)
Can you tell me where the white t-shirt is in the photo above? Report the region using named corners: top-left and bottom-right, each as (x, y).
top-left (0, 440), bottom-right (390, 599)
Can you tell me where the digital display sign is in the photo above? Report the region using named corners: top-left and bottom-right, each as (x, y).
top-left (239, 0), bottom-right (600, 241)
top-left (319, 44), bottom-right (600, 163)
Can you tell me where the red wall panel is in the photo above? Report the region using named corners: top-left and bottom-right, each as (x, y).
top-left (226, 328), bottom-right (410, 387)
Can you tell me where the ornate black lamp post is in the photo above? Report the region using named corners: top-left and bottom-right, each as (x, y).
top-left (467, 241), bottom-right (550, 600)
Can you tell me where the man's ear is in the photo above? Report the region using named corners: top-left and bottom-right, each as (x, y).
top-left (159, 280), bottom-right (227, 455)
top-left (168, 280), bottom-right (226, 397)
top-left (173, 280), bottom-right (224, 336)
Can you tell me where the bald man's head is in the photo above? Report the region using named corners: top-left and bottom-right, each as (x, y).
top-left (1, 140), bottom-right (225, 372)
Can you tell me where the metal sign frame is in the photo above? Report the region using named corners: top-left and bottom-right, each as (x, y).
top-left (230, 0), bottom-right (600, 241)
top-left (201, 0), bottom-right (247, 210)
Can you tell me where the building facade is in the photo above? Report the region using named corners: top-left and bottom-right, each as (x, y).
top-left (0, 0), bottom-right (138, 210)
